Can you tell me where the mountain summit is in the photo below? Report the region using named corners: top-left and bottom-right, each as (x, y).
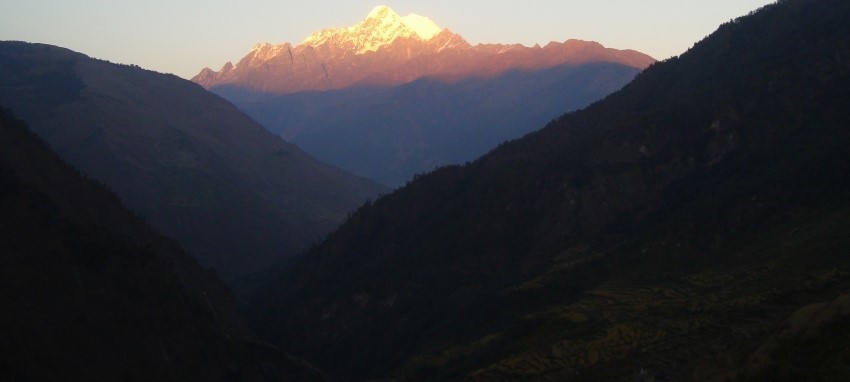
top-left (192, 6), bottom-right (653, 94)
top-left (303, 5), bottom-right (443, 54)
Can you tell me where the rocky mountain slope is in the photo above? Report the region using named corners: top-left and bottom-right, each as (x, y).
top-left (248, 0), bottom-right (850, 380)
top-left (0, 42), bottom-right (386, 282)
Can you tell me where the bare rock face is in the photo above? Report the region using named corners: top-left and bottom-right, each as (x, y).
top-left (192, 6), bottom-right (655, 94)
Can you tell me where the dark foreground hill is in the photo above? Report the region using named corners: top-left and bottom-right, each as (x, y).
top-left (0, 108), bottom-right (323, 381)
top-left (250, 0), bottom-right (850, 380)
top-left (0, 42), bottom-right (386, 282)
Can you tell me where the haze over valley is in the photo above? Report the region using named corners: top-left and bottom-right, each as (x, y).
top-left (196, 5), bottom-right (655, 187)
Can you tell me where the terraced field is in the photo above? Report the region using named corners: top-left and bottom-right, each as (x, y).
top-left (465, 266), bottom-right (848, 381)
top-left (397, 206), bottom-right (850, 380)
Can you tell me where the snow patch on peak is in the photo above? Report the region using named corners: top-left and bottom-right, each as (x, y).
top-left (402, 14), bottom-right (442, 40)
top-left (251, 42), bottom-right (272, 51)
top-left (367, 5), bottom-right (397, 20)
top-left (249, 43), bottom-right (288, 61)
top-left (301, 5), bottom-right (443, 54)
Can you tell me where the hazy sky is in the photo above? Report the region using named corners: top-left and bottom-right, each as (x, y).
top-left (2, 1), bottom-right (775, 79)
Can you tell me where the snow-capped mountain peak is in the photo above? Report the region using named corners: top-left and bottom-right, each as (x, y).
top-left (302, 5), bottom-right (444, 54)
top-left (366, 5), bottom-right (396, 20)
top-left (401, 13), bottom-right (442, 40)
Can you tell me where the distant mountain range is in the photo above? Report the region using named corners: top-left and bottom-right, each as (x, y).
top-left (194, 5), bottom-right (653, 94)
top-left (0, 107), bottom-right (323, 381)
top-left (248, 0), bottom-right (850, 380)
top-left (194, 5), bottom-right (655, 187)
top-left (0, 42), bottom-right (386, 282)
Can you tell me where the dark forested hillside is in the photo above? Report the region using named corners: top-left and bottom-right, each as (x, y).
top-left (0, 42), bottom-right (386, 282)
top-left (0, 108), bottom-right (322, 381)
top-left (250, 0), bottom-right (850, 380)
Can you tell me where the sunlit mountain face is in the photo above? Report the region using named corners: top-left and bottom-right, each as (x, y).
top-left (301, 5), bottom-right (443, 55)
top-left (194, 5), bottom-right (653, 94)
top-left (194, 5), bottom-right (655, 187)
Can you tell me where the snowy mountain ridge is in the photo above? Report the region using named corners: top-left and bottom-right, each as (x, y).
top-left (192, 5), bottom-right (655, 95)
top-left (302, 5), bottom-right (442, 54)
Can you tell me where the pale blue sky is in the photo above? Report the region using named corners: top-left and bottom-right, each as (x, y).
top-left (1, 1), bottom-right (775, 79)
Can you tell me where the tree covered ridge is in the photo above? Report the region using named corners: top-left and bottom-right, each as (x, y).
top-left (0, 107), bottom-right (324, 381)
top-left (0, 42), bottom-right (386, 283)
top-left (249, 0), bottom-right (850, 380)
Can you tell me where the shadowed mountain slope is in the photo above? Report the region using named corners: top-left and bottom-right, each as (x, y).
top-left (229, 62), bottom-right (642, 187)
top-left (0, 42), bottom-right (386, 282)
top-left (249, 0), bottom-right (850, 380)
top-left (0, 107), bottom-right (323, 381)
